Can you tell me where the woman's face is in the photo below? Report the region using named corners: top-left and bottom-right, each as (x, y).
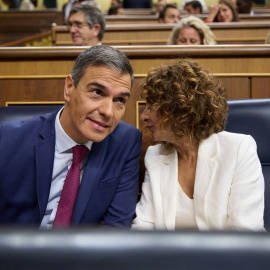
top-left (217, 3), bottom-right (233, 22)
top-left (176, 27), bottom-right (202, 45)
top-left (140, 104), bottom-right (175, 143)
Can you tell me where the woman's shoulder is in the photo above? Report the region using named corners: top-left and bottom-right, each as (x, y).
top-left (217, 131), bottom-right (255, 142)
top-left (214, 131), bottom-right (257, 150)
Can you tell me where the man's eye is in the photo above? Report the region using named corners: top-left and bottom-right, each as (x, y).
top-left (117, 97), bottom-right (126, 104)
top-left (93, 89), bottom-right (102, 95)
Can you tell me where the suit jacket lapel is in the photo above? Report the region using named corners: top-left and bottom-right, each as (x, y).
top-left (194, 134), bottom-right (217, 230)
top-left (160, 147), bottom-right (178, 230)
top-left (35, 112), bottom-right (58, 222)
top-left (72, 136), bottom-right (109, 224)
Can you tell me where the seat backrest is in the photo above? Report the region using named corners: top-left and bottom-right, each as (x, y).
top-left (226, 99), bottom-right (270, 231)
top-left (0, 105), bottom-right (62, 122)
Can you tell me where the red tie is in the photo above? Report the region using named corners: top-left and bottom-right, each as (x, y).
top-left (54, 145), bottom-right (87, 227)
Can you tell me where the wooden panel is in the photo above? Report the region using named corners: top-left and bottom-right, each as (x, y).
top-left (219, 77), bottom-right (251, 99)
top-left (252, 77), bottom-right (270, 98)
top-left (0, 10), bottom-right (63, 45)
top-left (0, 79), bottom-right (65, 105)
top-left (1, 45), bottom-right (270, 127)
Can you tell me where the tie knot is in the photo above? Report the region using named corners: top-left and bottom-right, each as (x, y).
top-left (72, 145), bottom-right (87, 164)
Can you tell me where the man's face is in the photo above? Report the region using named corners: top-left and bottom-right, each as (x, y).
top-left (111, 0), bottom-right (119, 6)
top-left (163, 7), bottom-right (180, 23)
top-left (61, 66), bottom-right (131, 144)
top-left (236, 0), bottom-right (251, 13)
top-left (184, 4), bottom-right (201, 14)
top-left (67, 12), bottom-right (99, 46)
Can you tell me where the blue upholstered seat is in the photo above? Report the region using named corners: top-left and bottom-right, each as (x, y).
top-left (0, 105), bottom-right (62, 122)
top-left (226, 99), bottom-right (270, 231)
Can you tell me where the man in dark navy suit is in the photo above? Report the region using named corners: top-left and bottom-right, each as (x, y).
top-left (0, 45), bottom-right (142, 229)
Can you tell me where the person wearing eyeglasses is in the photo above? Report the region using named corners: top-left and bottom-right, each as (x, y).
top-left (67, 5), bottom-right (105, 46)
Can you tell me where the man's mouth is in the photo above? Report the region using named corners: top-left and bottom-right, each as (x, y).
top-left (90, 118), bottom-right (110, 129)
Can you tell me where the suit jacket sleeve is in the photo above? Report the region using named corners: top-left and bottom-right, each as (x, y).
top-left (226, 135), bottom-right (265, 230)
top-left (99, 128), bottom-right (142, 228)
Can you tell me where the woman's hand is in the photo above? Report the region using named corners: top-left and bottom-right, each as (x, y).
top-left (206, 2), bottom-right (220, 22)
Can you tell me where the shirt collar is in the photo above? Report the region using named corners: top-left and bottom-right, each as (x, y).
top-left (55, 106), bottom-right (93, 153)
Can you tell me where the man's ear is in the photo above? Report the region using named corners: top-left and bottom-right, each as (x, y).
top-left (93, 24), bottom-right (101, 38)
top-left (64, 74), bottom-right (74, 103)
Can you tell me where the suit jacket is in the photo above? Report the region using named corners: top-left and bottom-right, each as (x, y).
top-left (132, 132), bottom-right (265, 231)
top-left (0, 109), bottom-right (142, 228)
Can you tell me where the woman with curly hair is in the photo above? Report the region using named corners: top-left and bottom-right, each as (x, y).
top-left (167, 16), bottom-right (216, 45)
top-left (132, 58), bottom-right (264, 231)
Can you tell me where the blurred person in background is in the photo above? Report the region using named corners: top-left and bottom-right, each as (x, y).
top-left (67, 5), bottom-right (105, 46)
top-left (167, 16), bottom-right (216, 45)
top-left (205, 0), bottom-right (239, 23)
top-left (159, 3), bottom-right (180, 23)
top-left (236, 0), bottom-right (253, 14)
top-left (108, 5), bottom-right (125, 15)
top-left (183, 0), bottom-right (202, 14)
top-left (181, 0), bottom-right (208, 12)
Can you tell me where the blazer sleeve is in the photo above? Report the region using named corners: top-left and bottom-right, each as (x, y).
top-left (226, 135), bottom-right (265, 231)
top-left (132, 148), bottom-right (156, 230)
top-left (99, 129), bottom-right (142, 228)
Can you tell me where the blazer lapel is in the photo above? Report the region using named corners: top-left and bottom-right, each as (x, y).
top-left (160, 147), bottom-right (178, 230)
top-left (193, 134), bottom-right (217, 230)
top-left (35, 112), bottom-right (58, 222)
top-left (71, 136), bottom-right (109, 224)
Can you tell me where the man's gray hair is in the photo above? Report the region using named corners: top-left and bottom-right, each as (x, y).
top-left (71, 45), bottom-right (134, 88)
top-left (69, 5), bottom-right (105, 41)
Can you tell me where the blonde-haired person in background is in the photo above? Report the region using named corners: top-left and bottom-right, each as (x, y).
top-left (167, 16), bottom-right (216, 45)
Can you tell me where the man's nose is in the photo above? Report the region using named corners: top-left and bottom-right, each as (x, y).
top-left (99, 99), bottom-right (114, 118)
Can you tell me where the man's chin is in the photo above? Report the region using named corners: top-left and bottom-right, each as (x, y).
top-left (72, 39), bottom-right (83, 46)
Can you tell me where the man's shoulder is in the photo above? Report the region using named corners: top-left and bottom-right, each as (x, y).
top-left (110, 121), bottom-right (141, 143)
top-left (114, 121), bottom-right (141, 133)
top-left (0, 111), bottom-right (57, 139)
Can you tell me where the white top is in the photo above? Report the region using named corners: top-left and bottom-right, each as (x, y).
top-left (175, 184), bottom-right (197, 229)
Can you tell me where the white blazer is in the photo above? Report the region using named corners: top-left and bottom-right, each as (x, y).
top-left (132, 132), bottom-right (265, 231)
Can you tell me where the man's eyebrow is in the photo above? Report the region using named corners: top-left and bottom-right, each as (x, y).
top-left (87, 82), bottom-right (131, 98)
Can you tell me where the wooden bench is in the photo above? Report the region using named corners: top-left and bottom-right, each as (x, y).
top-left (51, 22), bottom-right (270, 46)
top-left (0, 10), bottom-right (63, 45)
top-left (105, 13), bottom-right (270, 24)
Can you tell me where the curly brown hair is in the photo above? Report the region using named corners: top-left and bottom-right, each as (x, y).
top-left (141, 58), bottom-right (228, 143)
